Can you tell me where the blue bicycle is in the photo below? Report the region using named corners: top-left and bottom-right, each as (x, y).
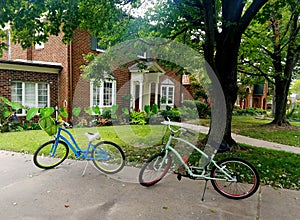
top-left (33, 108), bottom-right (125, 175)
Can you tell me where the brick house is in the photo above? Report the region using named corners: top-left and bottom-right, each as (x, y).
top-left (237, 83), bottom-right (269, 110)
top-left (0, 29), bottom-right (195, 120)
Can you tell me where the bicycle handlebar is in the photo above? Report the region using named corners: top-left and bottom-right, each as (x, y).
top-left (54, 106), bottom-right (72, 128)
top-left (166, 117), bottom-right (186, 133)
top-left (166, 117), bottom-right (196, 136)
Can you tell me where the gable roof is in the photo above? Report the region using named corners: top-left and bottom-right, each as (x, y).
top-left (128, 61), bottom-right (165, 74)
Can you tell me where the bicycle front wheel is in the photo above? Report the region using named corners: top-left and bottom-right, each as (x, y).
top-left (139, 151), bottom-right (172, 187)
top-left (33, 140), bottom-right (69, 169)
top-left (92, 141), bottom-right (125, 174)
top-left (211, 158), bottom-right (260, 199)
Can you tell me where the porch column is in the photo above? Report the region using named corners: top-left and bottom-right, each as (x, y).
top-left (139, 81), bottom-right (143, 111)
top-left (155, 82), bottom-right (159, 105)
top-left (130, 80), bottom-right (135, 110)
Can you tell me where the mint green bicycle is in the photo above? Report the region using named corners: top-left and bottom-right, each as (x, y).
top-left (139, 118), bottom-right (260, 200)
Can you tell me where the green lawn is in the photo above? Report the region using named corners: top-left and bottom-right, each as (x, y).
top-left (0, 125), bottom-right (167, 156)
top-left (200, 116), bottom-right (300, 147)
top-left (0, 118), bottom-right (300, 190)
top-left (216, 144), bottom-right (300, 190)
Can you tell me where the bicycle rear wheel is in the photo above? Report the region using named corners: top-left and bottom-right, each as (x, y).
top-left (92, 141), bottom-right (125, 174)
top-left (211, 158), bottom-right (260, 199)
top-left (33, 140), bottom-right (69, 169)
top-left (139, 151), bottom-right (172, 187)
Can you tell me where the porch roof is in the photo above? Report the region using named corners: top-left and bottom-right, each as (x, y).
top-left (128, 61), bottom-right (165, 74)
top-left (0, 59), bottom-right (62, 74)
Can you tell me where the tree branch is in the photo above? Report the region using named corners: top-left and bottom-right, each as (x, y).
top-left (238, 68), bottom-right (274, 84)
top-left (169, 26), bottom-right (189, 40)
top-left (239, 0), bottom-right (268, 35)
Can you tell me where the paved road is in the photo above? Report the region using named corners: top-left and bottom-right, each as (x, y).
top-left (1, 150), bottom-right (300, 220)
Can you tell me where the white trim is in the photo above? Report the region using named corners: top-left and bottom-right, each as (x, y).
top-left (90, 79), bottom-right (116, 109)
top-left (0, 62), bottom-right (61, 74)
top-left (11, 81), bottom-right (50, 115)
top-left (160, 84), bottom-right (175, 107)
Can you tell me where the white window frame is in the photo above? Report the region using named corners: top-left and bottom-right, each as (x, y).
top-left (160, 85), bottom-right (175, 106)
top-left (90, 79), bottom-right (116, 110)
top-left (11, 81), bottom-right (50, 115)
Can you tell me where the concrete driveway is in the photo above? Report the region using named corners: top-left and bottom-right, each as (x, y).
top-left (0, 150), bottom-right (299, 220)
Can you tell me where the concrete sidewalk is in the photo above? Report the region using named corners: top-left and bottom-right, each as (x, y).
top-left (1, 150), bottom-right (300, 220)
top-left (167, 121), bottom-right (300, 154)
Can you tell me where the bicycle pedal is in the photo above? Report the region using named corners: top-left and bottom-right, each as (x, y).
top-left (177, 174), bottom-right (182, 181)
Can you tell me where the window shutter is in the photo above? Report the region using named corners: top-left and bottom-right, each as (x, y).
top-left (90, 36), bottom-right (98, 50)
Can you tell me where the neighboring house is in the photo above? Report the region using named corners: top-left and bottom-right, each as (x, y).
top-left (236, 83), bottom-right (269, 110)
top-left (0, 29), bottom-right (194, 119)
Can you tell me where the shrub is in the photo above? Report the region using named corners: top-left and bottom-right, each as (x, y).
top-left (102, 108), bottom-right (111, 119)
top-left (287, 107), bottom-right (300, 121)
top-left (152, 103), bottom-right (158, 114)
top-left (234, 107), bottom-right (267, 116)
top-left (182, 100), bottom-right (210, 119)
top-left (130, 111), bottom-right (146, 125)
top-left (160, 107), bottom-right (181, 122)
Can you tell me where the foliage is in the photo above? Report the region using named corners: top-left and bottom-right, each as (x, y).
top-left (234, 107), bottom-right (267, 116)
top-left (181, 100), bottom-right (210, 119)
top-left (160, 106), bottom-right (181, 122)
top-left (0, 97), bottom-right (24, 132)
top-left (0, 0), bottom-right (141, 56)
top-left (189, 75), bottom-right (208, 101)
top-left (142, 0), bottom-right (269, 143)
top-left (144, 105), bottom-right (151, 117)
top-left (239, 0), bottom-right (300, 125)
top-left (152, 103), bottom-right (158, 114)
top-left (287, 107), bottom-right (300, 121)
top-left (291, 79), bottom-right (300, 99)
top-left (129, 111), bottom-right (146, 125)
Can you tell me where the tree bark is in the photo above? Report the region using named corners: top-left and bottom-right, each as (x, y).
top-left (200, 0), bottom-right (268, 148)
top-left (271, 77), bottom-right (291, 126)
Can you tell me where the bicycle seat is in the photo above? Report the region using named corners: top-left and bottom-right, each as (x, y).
top-left (85, 132), bottom-right (100, 142)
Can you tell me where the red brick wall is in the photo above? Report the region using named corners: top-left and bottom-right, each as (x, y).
top-left (1, 33), bottom-right (70, 111)
top-left (0, 69), bottom-right (59, 107)
top-left (31, 33), bottom-right (69, 111)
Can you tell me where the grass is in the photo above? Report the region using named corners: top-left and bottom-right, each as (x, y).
top-left (0, 125), bottom-right (167, 160)
top-left (0, 117), bottom-right (299, 190)
top-left (200, 116), bottom-right (300, 147)
top-left (215, 145), bottom-right (300, 190)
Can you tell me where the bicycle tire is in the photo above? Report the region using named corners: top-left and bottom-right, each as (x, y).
top-left (210, 157), bottom-right (260, 200)
top-left (139, 151), bottom-right (172, 187)
top-left (33, 140), bottom-right (69, 169)
top-left (91, 141), bottom-right (125, 174)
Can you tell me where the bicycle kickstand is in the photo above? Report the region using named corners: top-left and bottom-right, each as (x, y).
top-left (201, 180), bottom-right (208, 202)
top-left (81, 161), bottom-right (89, 177)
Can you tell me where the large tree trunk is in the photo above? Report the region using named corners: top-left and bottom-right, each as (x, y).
top-left (200, 0), bottom-right (268, 149)
top-left (271, 76), bottom-right (291, 126)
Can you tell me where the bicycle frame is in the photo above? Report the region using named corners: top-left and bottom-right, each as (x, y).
top-left (52, 126), bottom-right (109, 161)
top-left (162, 133), bottom-right (235, 181)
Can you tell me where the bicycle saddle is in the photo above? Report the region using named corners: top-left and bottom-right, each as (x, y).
top-left (85, 132), bottom-right (100, 142)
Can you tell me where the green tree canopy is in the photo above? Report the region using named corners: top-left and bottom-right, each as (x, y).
top-left (239, 0), bottom-right (300, 126)
top-left (0, 0), bottom-right (141, 56)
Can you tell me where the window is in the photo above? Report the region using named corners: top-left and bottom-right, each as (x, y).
top-left (161, 78), bottom-right (175, 106)
top-left (91, 80), bottom-right (116, 108)
top-left (90, 36), bottom-right (110, 52)
top-left (161, 85), bottom-right (174, 105)
top-left (11, 82), bottom-right (50, 114)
